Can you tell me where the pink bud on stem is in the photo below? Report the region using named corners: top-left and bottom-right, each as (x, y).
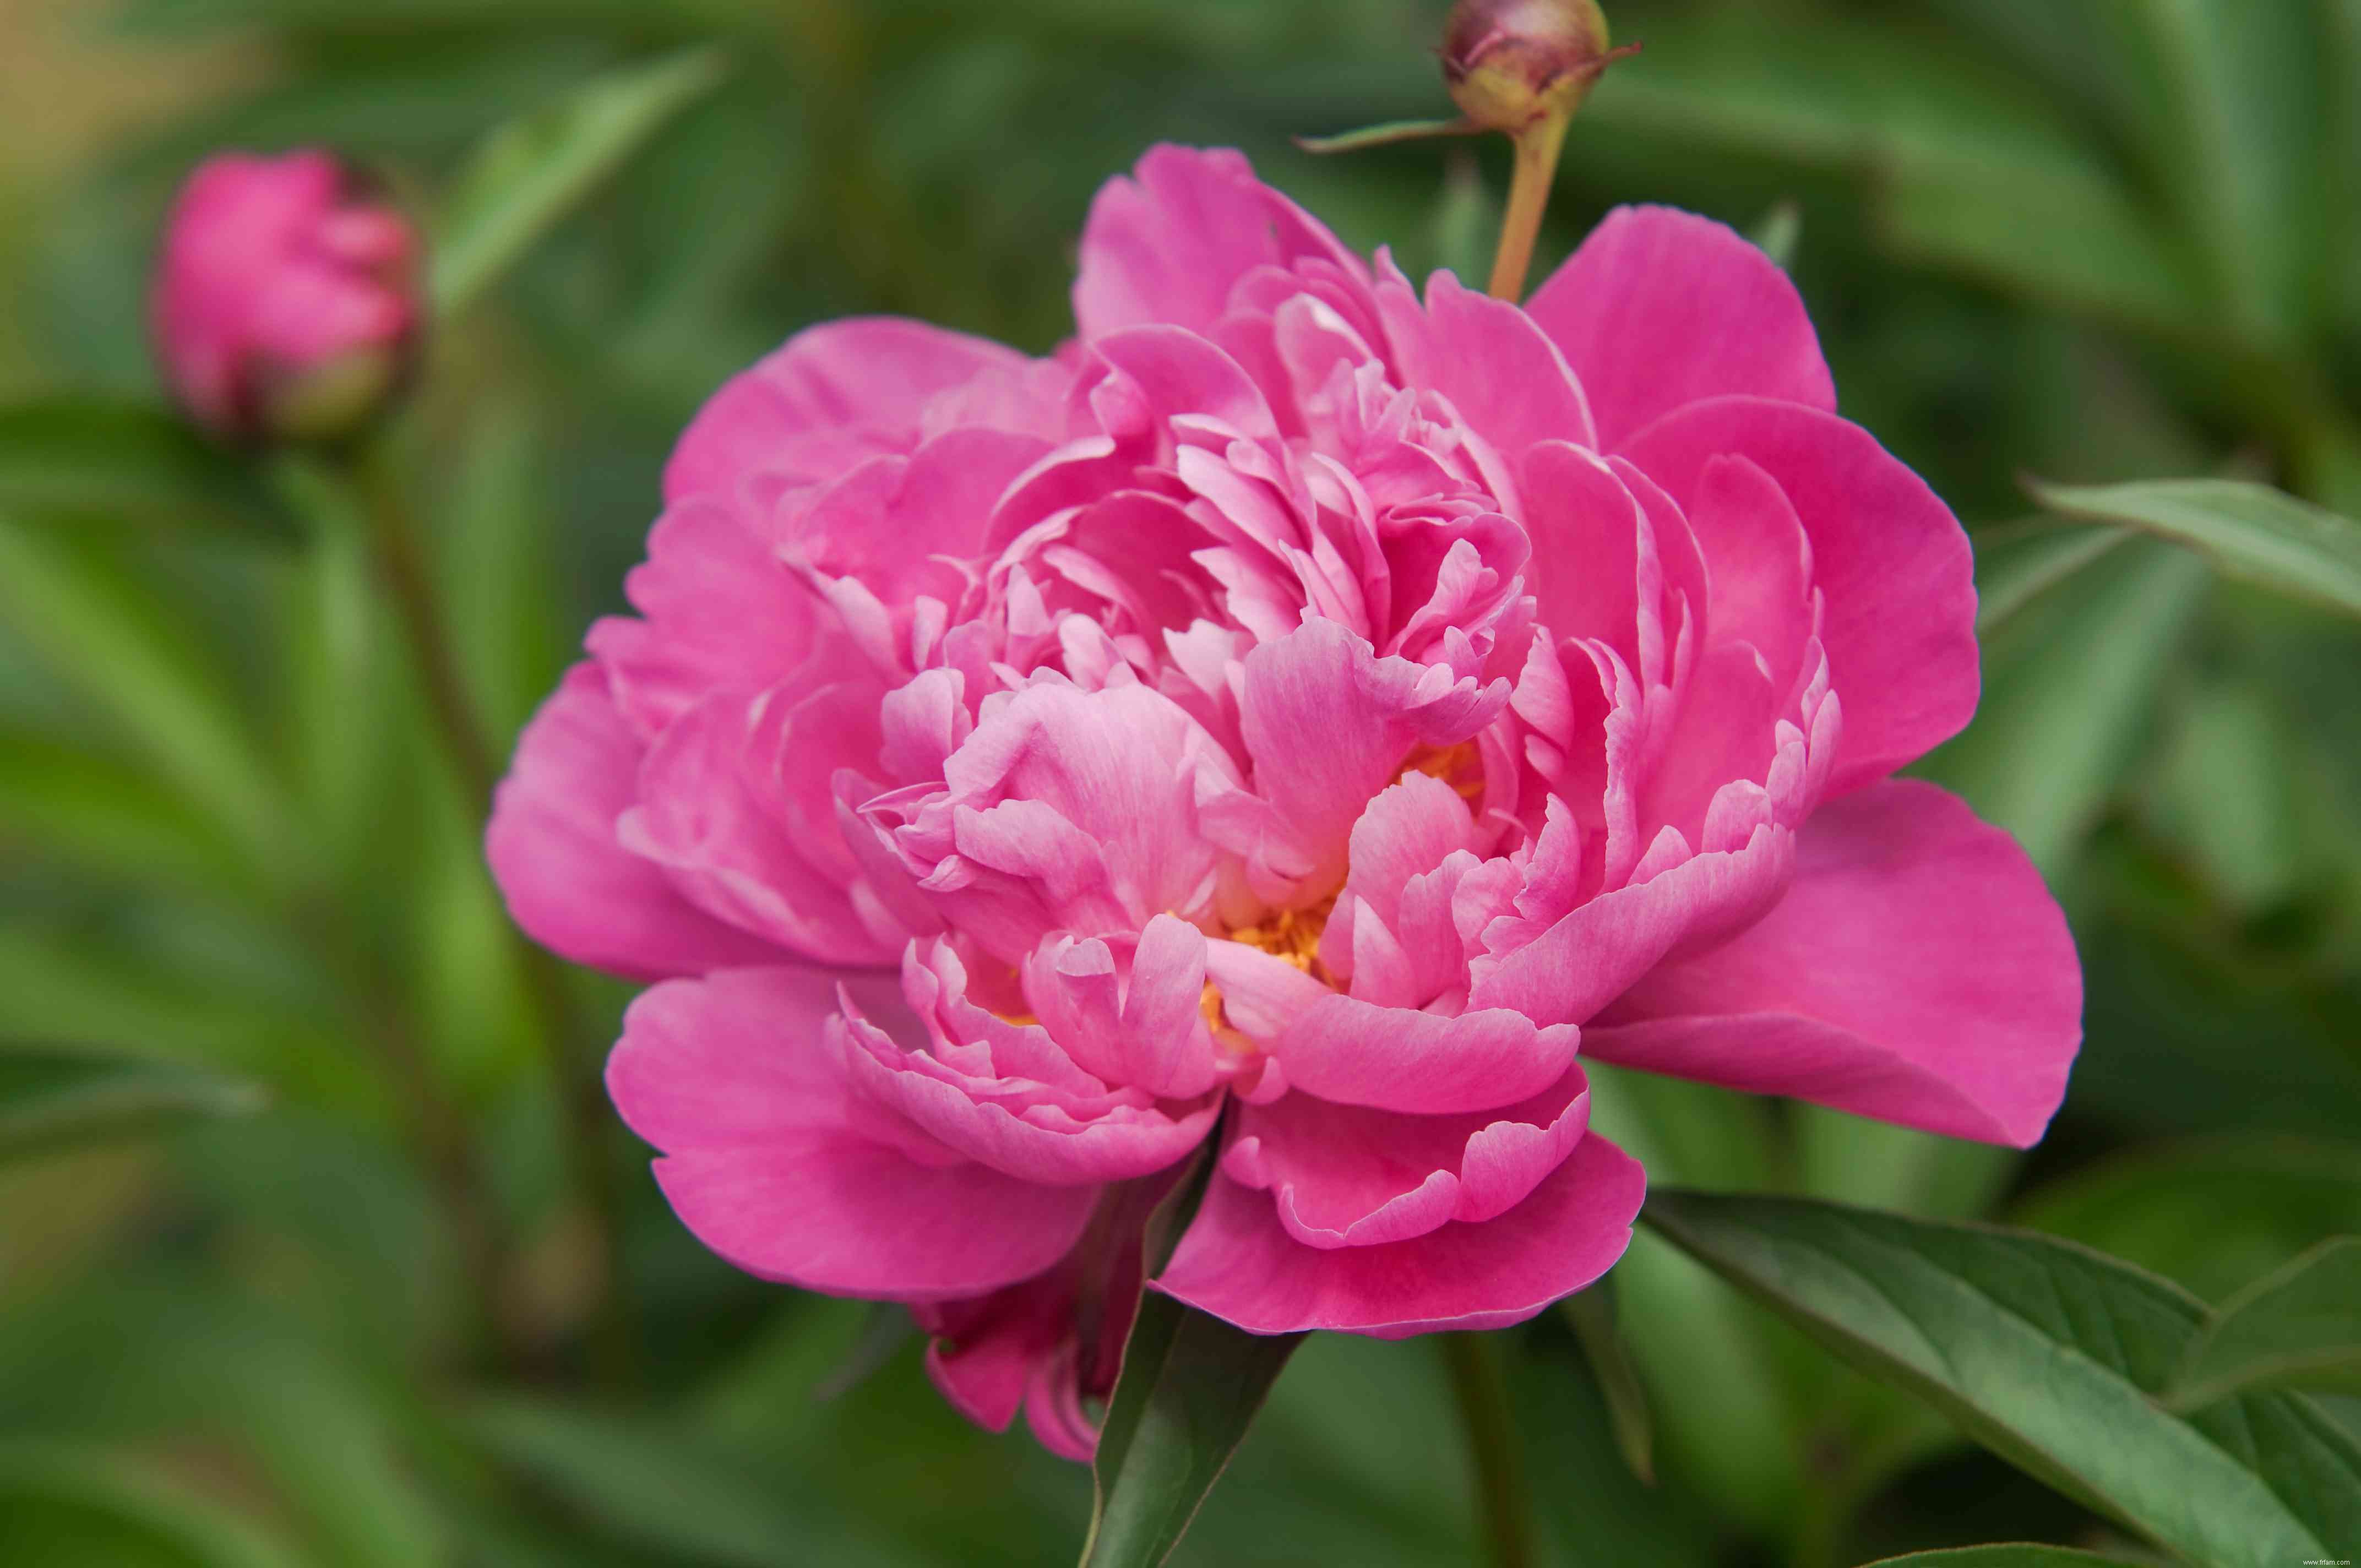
top-left (153, 150), bottom-right (420, 447)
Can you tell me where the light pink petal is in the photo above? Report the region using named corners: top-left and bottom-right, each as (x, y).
top-left (487, 665), bottom-right (785, 980)
top-left (1156, 1132), bottom-right (1644, 1336)
top-left (1623, 398), bottom-right (1977, 792)
top-left (1222, 1064), bottom-right (1591, 1248)
top-left (1469, 821), bottom-right (1797, 1025)
top-left (1687, 453), bottom-right (1815, 695)
top-left (1585, 780), bottom-right (2082, 1146)
top-left (606, 966), bottom-right (861, 1150)
top-left (1526, 205), bottom-right (1836, 452)
top-left (1073, 145), bottom-right (1367, 340)
top-left (1271, 995), bottom-right (1579, 1115)
top-left (664, 317), bottom-right (1031, 503)
top-left (1342, 773), bottom-right (1477, 929)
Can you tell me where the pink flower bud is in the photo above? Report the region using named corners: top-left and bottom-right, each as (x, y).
top-left (1441, 0), bottom-right (1629, 133)
top-left (152, 150), bottom-right (419, 445)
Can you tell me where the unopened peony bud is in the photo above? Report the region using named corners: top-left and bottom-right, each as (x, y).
top-left (153, 150), bottom-right (419, 445)
top-left (1441, 0), bottom-right (1631, 134)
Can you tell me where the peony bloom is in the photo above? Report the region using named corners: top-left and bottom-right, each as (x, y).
top-left (488, 146), bottom-right (2081, 1457)
top-left (153, 150), bottom-right (417, 444)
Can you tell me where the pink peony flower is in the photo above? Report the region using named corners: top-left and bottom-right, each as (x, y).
top-left (152, 150), bottom-right (417, 443)
top-left (488, 146), bottom-right (2081, 1457)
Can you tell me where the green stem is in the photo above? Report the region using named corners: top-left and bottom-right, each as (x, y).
top-left (344, 435), bottom-right (637, 1387)
top-left (1442, 1331), bottom-right (1536, 1568)
top-left (1488, 112), bottom-right (1571, 302)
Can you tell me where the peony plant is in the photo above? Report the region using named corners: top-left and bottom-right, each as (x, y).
top-left (486, 137), bottom-right (2082, 1458)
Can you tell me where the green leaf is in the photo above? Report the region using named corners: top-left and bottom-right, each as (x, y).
top-left (2028, 477), bottom-right (2361, 622)
top-left (0, 1049), bottom-right (265, 1166)
top-left (1294, 118), bottom-right (1476, 155)
top-left (431, 46), bottom-right (731, 317)
top-left (2170, 1239), bottom-right (2361, 1410)
top-left (1640, 1189), bottom-right (2361, 1568)
top-left (1968, 521), bottom-right (2132, 637)
top-left (0, 400), bottom-right (292, 543)
top-left (1082, 1294), bottom-right (1305, 1568)
top-left (1859, 1548), bottom-right (2135, 1566)
top-left (0, 516), bottom-right (297, 879)
top-left (1560, 1283), bottom-right (1654, 1485)
top-left (2012, 1136), bottom-right (2361, 1306)
top-left (463, 1397), bottom-right (817, 1568)
top-left (1918, 535), bottom-right (2208, 874)
top-left (0, 1440), bottom-right (304, 1568)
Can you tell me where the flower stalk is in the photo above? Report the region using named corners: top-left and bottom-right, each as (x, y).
top-left (1442, 1330), bottom-right (1537, 1568)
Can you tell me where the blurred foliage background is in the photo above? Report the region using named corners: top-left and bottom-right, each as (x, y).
top-left (1, 1), bottom-right (2358, 1564)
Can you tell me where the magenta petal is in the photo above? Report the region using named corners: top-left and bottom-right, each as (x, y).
top-left (1222, 1064), bottom-right (1591, 1248)
top-left (1527, 206), bottom-right (1836, 452)
top-left (1073, 145), bottom-right (1366, 340)
top-left (486, 665), bottom-right (784, 981)
top-left (1623, 398), bottom-right (1977, 793)
top-left (663, 317), bottom-right (1031, 503)
top-left (611, 968), bottom-right (1097, 1298)
top-left (652, 1139), bottom-right (1097, 1299)
top-left (1470, 821), bottom-right (1797, 1025)
top-left (839, 1008), bottom-right (1218, 1186)
top-left (1271, 994), bottom-right (1579, 1115)
top-left (1157, 1132), bottom-right (1644, 1336)
top-left (1586, 781), bottom-right (2082, 1146)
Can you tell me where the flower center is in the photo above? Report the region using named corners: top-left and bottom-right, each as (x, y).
top-left (1402, 740), bottom-right (1485, 801)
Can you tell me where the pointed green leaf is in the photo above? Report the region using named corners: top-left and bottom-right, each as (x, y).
top-left (1560, 1282), bottom-right (1654, 1485)
top-left (2013, 1136), bottom-right (2361, 1306)
top-left (0, 400), bottom-right (292, 543)
top-left (1860, 1548), bottom-right (2135, 1567)
top-left (1081, 1293), bottom-right (1304, 1568)
top-left (1640, 1188), bottom-right (2361, 1568)
top-left (0, 1050), bottom-right (265, 1166)
top-left (1968, 521), bottom-right (2132, 637)
top-left (431, 46), bottom-right (730, 316)
top-left (1294, 118), bottom-right (1477, 155)
top-left (2028, 477), bottom-right (2361, 622)
top-left (2170, 1239), bottom-right (2361, 1410)
top-left (1919, 535), bottom-right (2208, 874)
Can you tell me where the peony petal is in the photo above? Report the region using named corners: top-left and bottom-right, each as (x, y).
top-left (585, 498), bottom-right (823, 738)
top-left (1073, 145), bottom-right (1366, 341)
top-left (1526, 205), bottom-right (1836, 452)
top-left (1469, 821), bottom-right (1797, 1025)
top-left (1271, 994), bottom-right (1580, 1115)
top-left (487, 665), bottom-right (785, 980)
top-left (611, 967), bottom-right (1098, 1299)
top-left (1222, 1064), bottom-right (1591, 1248)
top-left (1584, 780), bottom-right (2081, 1146)
top-left (1622, 398), bottom-right (1977, 793)
top-left (664, 317), bottom-right (1031, 503)
top-left (652, 1137), bottom-right (1097, 1300)
top-left (1157, 1132), bottom-right (1644, 1336)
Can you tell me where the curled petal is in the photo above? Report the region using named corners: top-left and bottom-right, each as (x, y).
top-left (1157, 1132), bottom-right (1644, 1336)
top-left (1271, 995), bottom-right (1579, 1115)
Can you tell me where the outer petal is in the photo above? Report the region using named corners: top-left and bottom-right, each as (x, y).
top-left (1073, 145), bottom-right (1367, 340)
top-left (1157, 1133), bottom-right (1644, 1336)
top-left (1623, 398), bottom-right (1977, 792)
top-left (664, 317), bottom-right (1032, 503)
top-left (611, 968), bottom-right (1098, 1299)
top-left (1584, 780), bottom-right (2082, 1146)
top-left (1526, 205), bottom-right (1836, 452)
top-left (487, 665), bottom-right (784, 981)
